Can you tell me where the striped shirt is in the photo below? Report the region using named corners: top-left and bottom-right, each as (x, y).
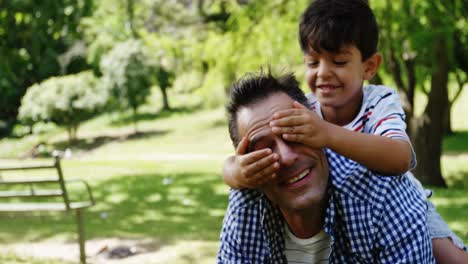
top-left (306, 84), bottom-right (417, 170)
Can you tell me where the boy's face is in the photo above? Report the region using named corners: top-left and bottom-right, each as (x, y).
top-left (304, 45), bottom-right (380, 112)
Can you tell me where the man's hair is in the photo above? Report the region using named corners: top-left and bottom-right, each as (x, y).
top-left (226, 70), bottom-right (308, 148)
top-left (299, 0), bottom-right (378, 61)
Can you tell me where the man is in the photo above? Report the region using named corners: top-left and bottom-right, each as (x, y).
top-left (218, 71), bottom-right (434, 263)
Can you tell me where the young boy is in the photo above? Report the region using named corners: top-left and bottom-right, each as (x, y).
top-left (222, 0), bottom-right (467, 262)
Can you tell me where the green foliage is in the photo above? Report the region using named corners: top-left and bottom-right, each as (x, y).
top-left (0, 0), bottom-right (92, 136)
top-left (372, 0), bottom-right (467, 91)
top-left (18, 71), bottom-right (106, 143)
top-left (100, 39), bottom-right (155, 128)
top-left (82, 0), bottom-right (197, 72)
top-left (187, 0), bottom-right (309, 107)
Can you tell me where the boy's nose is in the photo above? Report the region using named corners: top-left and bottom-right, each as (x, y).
top-left (276, 140), bottom-right (298, 167)
top-left (317, 62), bottom-right (332, 79)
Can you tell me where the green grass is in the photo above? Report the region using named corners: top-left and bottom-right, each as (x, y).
top-left (0, 88), bottom-right (467, 262)
top-left (430, 188), bottom-right (468, 241)
top-left (0, 160), bottom-right (228, 242)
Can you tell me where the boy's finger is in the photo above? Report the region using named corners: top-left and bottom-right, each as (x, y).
top-left (235, 136), bottom-right (249, 155)
top-left (292, 101), bottom-right (309, 109)
top-left (240, 148), bottom-right (273, 166)
top-left (244, 154), bottom-right (278, 175)
top-left (272, 109), bottom-right (302, 119)
top-left (270, 115), bottom-right (304, 127)
top-left (249, 162), bottom-right (279, 181)
top-left (272, 125), bottom-right (306, 135)
top-left (282, 133), bottom-right (306, 143)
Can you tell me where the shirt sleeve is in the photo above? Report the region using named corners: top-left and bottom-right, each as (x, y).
top-left (365, 86), bottom-right (417, 170)
top-left (375, 176), bottom-right (435, 263)
top-left (217, 189), bottom-right (267, 264)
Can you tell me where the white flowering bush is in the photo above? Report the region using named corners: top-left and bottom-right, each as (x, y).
top-left (100, 39), bottom-right (155, 130)
top-left (19, 71), bottom-right (107, 143)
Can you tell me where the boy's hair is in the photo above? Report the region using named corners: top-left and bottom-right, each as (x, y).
top-left (226, 70), bottom-right (308, 148)
top-left (299, 0), bottom-right (378, 61)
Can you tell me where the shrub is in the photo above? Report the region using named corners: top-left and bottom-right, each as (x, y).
top-left (18, 71), bottom-right (106, 143)
top-left (100, 39), bottom-right (155, 131)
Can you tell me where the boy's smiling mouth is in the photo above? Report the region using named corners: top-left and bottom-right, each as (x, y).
top-left (316, 84), bottom-right (340, 90)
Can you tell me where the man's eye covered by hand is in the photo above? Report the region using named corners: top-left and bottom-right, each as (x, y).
top-left (235, 136), bottom-right (280, 188)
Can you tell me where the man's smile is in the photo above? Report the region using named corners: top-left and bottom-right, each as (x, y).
top-left (279, 164), bottom-right (316, 190)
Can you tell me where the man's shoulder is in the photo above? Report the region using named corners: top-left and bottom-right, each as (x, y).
top-left (227, 188), bottom-right (264, 210)
top-left (326, 151), bottom-right (432, 261)
top-left (328, 149), bottom-right (420, 204)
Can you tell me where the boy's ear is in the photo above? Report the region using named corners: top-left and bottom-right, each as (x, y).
top-left (363, 52), bottom-right (382, 81)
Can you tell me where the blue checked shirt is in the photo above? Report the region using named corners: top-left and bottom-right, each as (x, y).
top-left (218, 149), bottom-right (435, 263)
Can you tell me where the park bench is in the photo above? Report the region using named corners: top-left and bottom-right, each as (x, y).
top-left (0, 152), bottom-right (95, 264)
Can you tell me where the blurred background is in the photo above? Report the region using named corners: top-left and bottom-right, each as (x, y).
top-left (0, 0), bottom-right (466, 263)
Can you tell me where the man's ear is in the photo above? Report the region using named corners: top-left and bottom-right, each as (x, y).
top-left (363, 52), bottom-right (382, 81)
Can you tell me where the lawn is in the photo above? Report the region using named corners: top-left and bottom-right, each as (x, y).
top-left (0, 88), bottom-right (466, 262)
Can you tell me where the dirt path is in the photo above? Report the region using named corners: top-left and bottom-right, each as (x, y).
top-left (1, 238), bottom-right (218, 264)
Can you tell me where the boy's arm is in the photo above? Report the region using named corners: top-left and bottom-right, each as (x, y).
top-left (223, 136), bottom-right (279, 189)
top-left (271, 102), bottom-right (411, 175)
top-left (325, 122), bottom-right (412, 175)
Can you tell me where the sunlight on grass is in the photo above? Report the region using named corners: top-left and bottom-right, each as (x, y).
top-left (441, 154), bottom-right (468, 188)
top-left (431, 188), bottom-right (468, 241)
top-left (451, 85), bottom-right (468, 131)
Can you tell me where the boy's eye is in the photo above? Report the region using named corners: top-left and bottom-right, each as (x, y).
top-left (306, 61), bottom-right (318, 67)
top-left (333, 60), bottom-right (348, 65)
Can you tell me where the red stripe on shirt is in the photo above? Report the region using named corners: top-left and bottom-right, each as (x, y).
top-left (353, 112), bottom-right (373, 131)
top-left (375, 116), bottom-right (397, 130)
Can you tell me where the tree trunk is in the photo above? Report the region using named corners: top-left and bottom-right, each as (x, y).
top-left (127, 0), bottom-right (138, 38)
top-left (67, 126), bottom-right (73, 146)
top-left (132, 106), bottom-right (138, 133)
top-left (442, 101), bottom-right (453, 135)
top-left (160, 86), bottom-right (170, 110)
top-left (411, 36), bottom-right (447, 187)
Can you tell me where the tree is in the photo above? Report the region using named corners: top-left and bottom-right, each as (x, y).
top-left (372, 0), bottom-right (467, 186)
top-left (18, 71), bottom-right (106, 144)
top-left (156, 67), bottom-right (175, 110)
top-left (0, 0), bottom-right (92, 137)
top-left (100, 39), bottom-right (154, 132)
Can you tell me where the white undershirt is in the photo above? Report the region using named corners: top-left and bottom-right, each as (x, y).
top-left (284, 223), bottom-right (331, 264)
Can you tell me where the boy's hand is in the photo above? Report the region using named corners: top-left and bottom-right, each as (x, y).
top-left (270, 101), bottom-right (330, 149)
top-left (232, 136), bottom-right (279, 188)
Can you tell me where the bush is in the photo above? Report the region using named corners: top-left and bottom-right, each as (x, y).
top-left (18, 71), bottom-right (106, 143)
top-left (100, 39), bottom-right (155, 131)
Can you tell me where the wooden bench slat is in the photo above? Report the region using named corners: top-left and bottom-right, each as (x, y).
top-left (0, 165), bottom-right (55, 171)
top-left (0, 189), bottom-right (63, 198)
top-left (0, 201), bottom-right (93, 212)
top-left (0, 178), bottom-right (60, 185)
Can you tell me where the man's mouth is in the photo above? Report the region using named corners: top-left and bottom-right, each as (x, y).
top-left (286, 168), bottom-right (311, 184)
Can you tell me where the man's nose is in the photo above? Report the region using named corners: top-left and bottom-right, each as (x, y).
top-left (276, 141), bottom-right (298, 167)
